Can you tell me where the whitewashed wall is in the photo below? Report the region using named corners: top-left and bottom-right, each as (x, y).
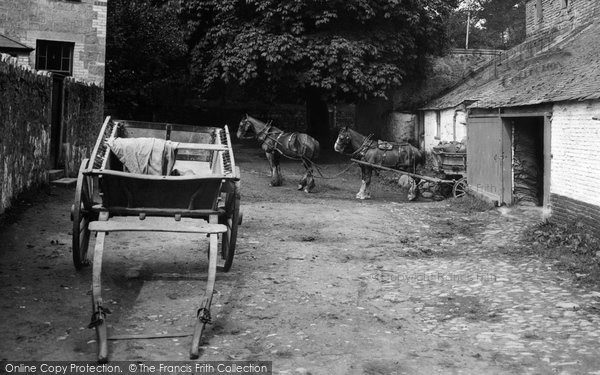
top-left (422, 107), bottom-right (466, 151)
top-left (550, 101), bottom-right (600, 207)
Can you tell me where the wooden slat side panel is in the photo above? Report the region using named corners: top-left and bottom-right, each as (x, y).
top-left (99, 175), bottom-right (222, 210)
top-left (89, 217), bottom-right (227, 233)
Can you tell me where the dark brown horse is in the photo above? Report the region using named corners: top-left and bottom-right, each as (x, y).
top-left (334, 127), bottom-right (423, 199)
top-left (237, 115), bottom-right (320, 192)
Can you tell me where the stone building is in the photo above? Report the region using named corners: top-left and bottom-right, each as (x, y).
top-left (0, 0), bottom-right (107, 86)
top-left (420, 0), bottom-right (600, 232)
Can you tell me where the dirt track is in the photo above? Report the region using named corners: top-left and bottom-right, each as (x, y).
top-left (2, 144), bottom-right (600, 375)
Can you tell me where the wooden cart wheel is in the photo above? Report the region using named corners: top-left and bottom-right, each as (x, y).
top-left (452, 177), bottom-right (468, 198)
top-left (218, 181), bottom-right (240, 272)
top-left (72, 158), bottom-right (93, 270)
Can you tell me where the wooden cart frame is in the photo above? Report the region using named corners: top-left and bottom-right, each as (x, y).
top-left (71, 117), bottom-right (241, 362)
top-left (351, 158), bottom-right (468, 198)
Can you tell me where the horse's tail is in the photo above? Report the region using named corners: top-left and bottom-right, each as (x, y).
top-left (414, 146), bottom-right (425, 170)
top-left (312, 138), bottom-right (320, 160)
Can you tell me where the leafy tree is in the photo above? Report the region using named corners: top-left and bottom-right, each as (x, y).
top-left (179, 0), bottom-right (458, 141)
top-left (105, 0), bottom-right (188, 119)
top-left (448, 0), bottom-right (526, 49)
top-left (477, 0), bottom-right (526, 48)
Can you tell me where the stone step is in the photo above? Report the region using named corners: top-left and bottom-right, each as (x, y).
top-left (48, 169), bottom-right (65, 181)
top-left (50, 177), bottom-right (77, 187)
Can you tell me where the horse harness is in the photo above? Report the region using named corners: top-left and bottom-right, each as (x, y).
top-left (354, 137), bottom-right (417, 173)
top-left (255, 123), bottom-right (301, 158)
top-left (350, 134), bottom-right (375, 159)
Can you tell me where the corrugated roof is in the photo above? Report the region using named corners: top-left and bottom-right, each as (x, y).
top-left (421, 21), bottom-right (600, 110)
top-left (0, 34), bottom-right (33, 52)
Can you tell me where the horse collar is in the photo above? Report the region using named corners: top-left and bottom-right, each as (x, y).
top-left (256, 124), bottom-right (272, 142)
top-left (351, 134), bottom-right (374, 158)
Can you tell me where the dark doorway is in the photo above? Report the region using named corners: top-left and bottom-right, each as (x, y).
top-left (512, 117), bottom-right (544, 206)
top-left (49, 75), bottom-right (65, 169)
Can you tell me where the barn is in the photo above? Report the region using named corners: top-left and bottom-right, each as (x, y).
top-left (420, 0), bottom-right (600, 232)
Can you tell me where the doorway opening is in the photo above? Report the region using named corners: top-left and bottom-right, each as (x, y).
top-left (512, 117), bottom-right (544, 206)
top-left (49, 75), bottom-right (65, 169)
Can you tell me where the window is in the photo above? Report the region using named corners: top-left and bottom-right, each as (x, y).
top-left (435, 111), bottom-right (441, 139)
top-left (535, 0), bottom-right (543, 22)
top-left (35, 40), bottom-right (74, 75)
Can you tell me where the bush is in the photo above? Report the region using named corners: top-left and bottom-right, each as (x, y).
top-left (447, 194), bottom-right (495, 213)
top-left (524, 221), bottom-right (600, 257)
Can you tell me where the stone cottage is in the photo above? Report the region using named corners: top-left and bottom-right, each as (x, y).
top-left (0, 0), bottom-right (107, 86)
top-left (420, 0), bottom-right (600, 232)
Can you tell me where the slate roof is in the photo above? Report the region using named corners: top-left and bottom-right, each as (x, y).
top-left (0, 34), bottom-right (33, 52)
top-left (421, 21), bottom-right (600, 110)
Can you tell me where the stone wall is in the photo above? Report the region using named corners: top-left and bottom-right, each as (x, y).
top-left (0, 54), bottom-right (52, 214)
top-left (382, 112), bottom-right (416, 144)
top-left (332, 104), bottom-right (355, 130)
top-left (0, 53), bottom-right (105, 214)
top-left (62, 77), bottom-right (104, 177)
top-left (0, 0), bottom-right (107, 86)
top-left (395, 50), bottom-right (501, 110)
top-left (525, 0), bottom-right (599, 38)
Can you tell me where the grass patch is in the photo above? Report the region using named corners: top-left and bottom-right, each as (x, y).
top-left (447, 194), bottom-right (495, 213)
top-left (522, 221), bottom-right (600, 285)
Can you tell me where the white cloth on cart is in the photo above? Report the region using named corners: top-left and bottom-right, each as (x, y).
top-left (106, 137), bottom-right (179, 175)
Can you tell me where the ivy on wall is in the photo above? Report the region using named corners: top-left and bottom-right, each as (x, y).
top-left (63, 79), bottom-right (104, 177)
top-left (0, 56), bottom-right (52, 214)
top-left (0, 54), bottom-right (104, 214)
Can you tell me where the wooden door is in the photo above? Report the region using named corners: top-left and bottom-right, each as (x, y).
top-left (467, 116), bottom-right (504, 204)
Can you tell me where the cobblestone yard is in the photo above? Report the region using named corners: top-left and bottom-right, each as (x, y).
top-left (1, 146), bottom-right (599, 374)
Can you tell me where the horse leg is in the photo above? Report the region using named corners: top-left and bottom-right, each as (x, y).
top-left (273, 152), bottom-right (283, 186)
top-left (363, 167), bottom-right (372, 199)
top-left (356, 166), bottom-right (372, 200)
top-left (301, 159), bottom-right (316, 193)
top-left (304, 170), bottom-right (316, 193)
top-left (266, 152), bottom-right (282, 186)
top-left (298, 170), bottom-right (307, 191)
top-left (356, 166), bottom-right (367, 199)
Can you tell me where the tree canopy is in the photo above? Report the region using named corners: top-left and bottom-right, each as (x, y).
top-left (179, 0), bottom-right (458, 103)
top-left (447, 0), bottom-right (526, 49)
top-left (105, 0), bottom-right (187, 118)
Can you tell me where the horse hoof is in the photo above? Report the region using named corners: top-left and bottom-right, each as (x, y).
top-left (303, 188), bottom-right (311, 193)
top-left (297, 184), bottom-right (304, 191)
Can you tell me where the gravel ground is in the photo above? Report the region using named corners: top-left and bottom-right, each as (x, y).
top-left (1, 144), bottom-right (599, 374)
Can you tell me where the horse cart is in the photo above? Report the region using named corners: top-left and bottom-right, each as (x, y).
top-left (70, 117), bottom-right (241, 362)
top-left (431, 142), bottom-right (467, 198)
top-left (350, 156), bottom-right (468, 199)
